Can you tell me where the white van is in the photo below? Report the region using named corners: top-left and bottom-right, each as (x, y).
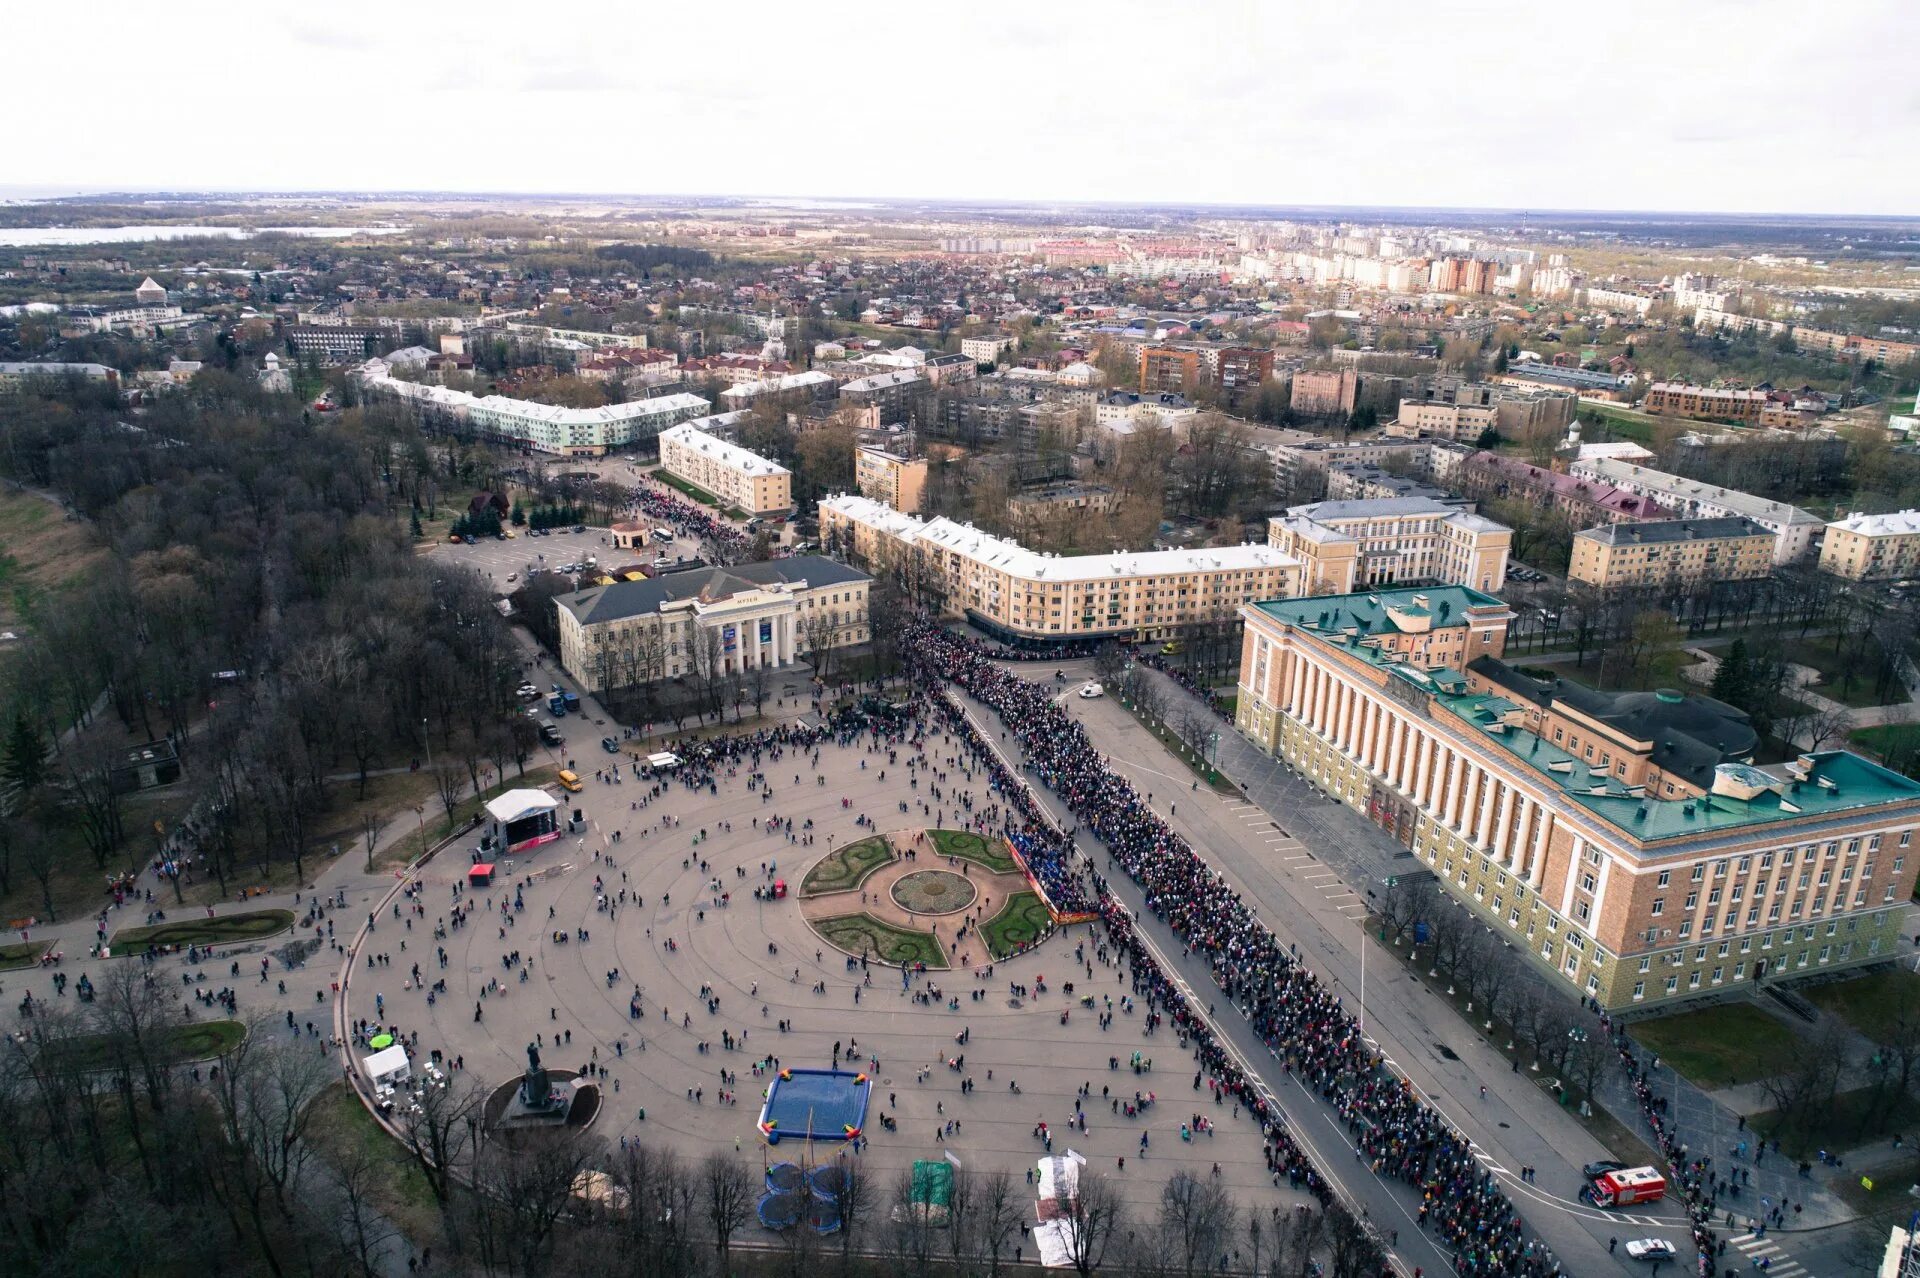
top-left (652, 528), bottom-right (674, 543)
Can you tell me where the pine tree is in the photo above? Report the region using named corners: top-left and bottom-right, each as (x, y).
top-left (1710, 638), bottom-right (1750, 709)
top-left (2, 713), bottom-right (46, 794)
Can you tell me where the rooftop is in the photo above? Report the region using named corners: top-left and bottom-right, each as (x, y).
top-left (1575, 517), bottom-right (1774, 546)
top-left (558, 556), bottom-right (866, 626)
top-left (660, 423), bottom-right (790, 477)
top-left (1570, 459), bottom-right (1823, 527)
top-left (1829, 509), bottom-right (1920, 538)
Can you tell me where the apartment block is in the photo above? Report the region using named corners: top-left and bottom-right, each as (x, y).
top-left (819, 493), bottom-right (1301, 644)
top-left (659, 423), bottom-right (793, 515)
top-left (1139, 346), bottom-right (1203, 395)
top-left (1569, 518), bottom-right (1776, 588)
top-left (1819, 510), bottom-right (1920, 581)
top-left (1643, 382), bottom-right (1770, 424)
top-left (1235, 587), bottom-right (1920, 1011)
top-left (1268, 497), bottom-right (1511, 594)
top-left (853, 446), bottom-right (928, 514)
top-left (1566, 458), bottom-right (1823, 564)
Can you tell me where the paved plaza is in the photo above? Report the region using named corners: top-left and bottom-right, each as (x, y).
top-left (345, 715), bottom-right (1318, 1225)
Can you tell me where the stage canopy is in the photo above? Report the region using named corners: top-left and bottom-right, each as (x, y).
top-left (486, 789), bottom-right (559, 825)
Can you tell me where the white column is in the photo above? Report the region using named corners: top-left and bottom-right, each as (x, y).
top-left (1414, 734), bottom-right (1433, 804)
top-left (1446, 753), bottom-right (1467, 827)
top-left (1494, 787), bottom-right (1517, 864)
top-left (1529, 810), bottom-right (1552, 889)
top-left (1476, 777), bottom-right (1499, 850)
top-left (1288, 654), bottom-right (1306, 714)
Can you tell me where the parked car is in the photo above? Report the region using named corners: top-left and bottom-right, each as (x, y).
top-left (1623, 1239), bottom-right (1677, 1263)
top-left (601, 737), bottom-right (620, 753)
top-left (1581, 1159), bottom-right (1626, 1181)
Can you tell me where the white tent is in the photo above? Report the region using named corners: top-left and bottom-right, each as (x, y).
top-left (485, 789), bottom-right (558, 825)
top-left (363, 1044), bottom-right (411, 1086)
top-left (1032, 1218), bottom-right (1079, 1268)
top-left (1035, 1151), bottom-right (1083, 1201)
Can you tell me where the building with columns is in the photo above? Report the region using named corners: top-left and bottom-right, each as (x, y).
top-left (553, 558), bottom-right (870, 693)
top-left (1235, 586), bottom-right (1920, 1010)
top-left (1267, 497), bottom-right (1511, 594)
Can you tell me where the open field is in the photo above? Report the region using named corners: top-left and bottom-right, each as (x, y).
top-left (1629, 1003), bottom-right (1800, 1090)
top-left (0, 485), bottom-right (109, 630)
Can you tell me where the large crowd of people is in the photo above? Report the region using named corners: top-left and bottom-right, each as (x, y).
top-left (625, 478), bottom-right (748, 555)
top-left (905, 620), bottom-right (1584, 1277)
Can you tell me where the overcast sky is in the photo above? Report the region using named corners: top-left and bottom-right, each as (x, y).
top-left (14, 0), bottom-right (1916, 216)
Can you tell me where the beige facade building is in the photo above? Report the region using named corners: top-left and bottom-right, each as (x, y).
top-left (1569, 518), bottom-right (1776, 589)
top-left (1820, 510), bottom-right (1920, 581)
top-left (820, 493), bottom-right (1301, 644)
top-left (853, 446), bottom-right (928, 513)
top-left (658, 423), bottom-right (793, 515)
top-left (1235, 586), bottom-right (1920, 1011)
top-left (1567, 458), bottom-right (1823, 564)
top-left (1397, 399), bottom-right (1497, 440)
top-left (555, 558), bottom-right (870, 693)
top-left (1268, 497), bottom-right (1510, 595)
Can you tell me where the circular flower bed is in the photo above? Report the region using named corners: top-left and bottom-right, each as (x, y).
top-left (889, 869), bottom-right (978, 916)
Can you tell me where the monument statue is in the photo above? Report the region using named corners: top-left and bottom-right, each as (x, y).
top-left (519, 1040), bottom-right (551, 1107)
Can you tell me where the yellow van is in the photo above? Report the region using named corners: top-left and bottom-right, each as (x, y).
top-left (557, 770), bottom-right (583, 793)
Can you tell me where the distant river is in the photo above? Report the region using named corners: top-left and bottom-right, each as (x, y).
top-left (0, 225), bottom-right (410, 246)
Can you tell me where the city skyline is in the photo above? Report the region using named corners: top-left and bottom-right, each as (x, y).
top-left (15, 0), bottom-right (1917, 217)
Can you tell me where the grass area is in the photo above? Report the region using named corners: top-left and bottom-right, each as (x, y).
top-left (1113, 694), bottom-right (1241, 797)
top-left (1215, 693), bottom-right (1238, 720)
top-left (1547, 647), bottom-right (1695, 693)
top-left (377, 766), bottom-right (559, 870)
top-left (1804, 967), bottom-right (1920, 1042)
top-left (0, 484), bottom-right (109, 629)
top-left (813, 913), bottom-right (947, 968)
top-left (801, 835), bottom-right (897, 897)
top-left (1780, 637), bottom-right (1899, 708)
top-left (109, 908), bottom-right (295, 951)
top-left (981, 892), bottom-right (1053, 959)
top-left (654, 469), bottom-right (722, 508)
top-left (928, 828), bottom-right (1018, 874)
top-left (0, 940), bottom-right (51, 970)
top-left (1629, 1003), bottom-right (1801, 1090)
top-left (44, 1019), bottom-right (246, 1071)
top-left (1851, 722), bottom-right (1920, 759)
top-left (1750, 1086), bottom-right (1920, 1158)
top-left (1833, 1153), bottom-right (1920, 1214)
top-left (304, 1082), bottom-right (444, 1244)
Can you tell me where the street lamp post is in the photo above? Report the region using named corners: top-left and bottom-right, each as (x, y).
top-left (422, 717), bottom-right (432, 769)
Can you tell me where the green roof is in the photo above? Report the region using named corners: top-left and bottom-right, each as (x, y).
top-left (1253, 585), bottom-right (1508, 637)
top-left (1434, 689), bottom-right (1920, 844)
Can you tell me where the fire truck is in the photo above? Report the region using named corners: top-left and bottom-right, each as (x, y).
top-left (1586, 1166), bottom-right (1667, 1209)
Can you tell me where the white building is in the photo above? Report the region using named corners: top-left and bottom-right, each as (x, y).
top-left (658, 423), bottom-right (793, 515)
top-left (354, 358), bottom-right (709, 456)
top-left (1566, 458), bottom-right (1823, 564)
top-left (961, 334), bottom-right (1016, 364)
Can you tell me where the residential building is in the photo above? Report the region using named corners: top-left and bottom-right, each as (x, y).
top-left (840, 369), bottom-right (929, 425)
top-left (1582, 285), bottom-right (1658, 316)
top-left (922, 352), bottom-right (979, 388)
top-left (1568, 518), bottom-right (1777, 588)
top-left (1324, 462), bottom-right (1469, 506)
top-left (1567, 458), bottom-right (1823, 564)
top-left (717, 370), bottom-right (837, 410)
top-left (59, 288), bottom-right (187, 336)
top-left (1461, 453), bottom-right (1670, 526)
top-left (659, 423), bottom-right (793, 515)
top-left (1291, 367), bottom-right (1358, 418)
top-left (289, 326), bottom-right (383, 363)
top-left (1093, 391), bottom-right (1198, 434)
top-left (1007, 482), bottom-right (1118, 536)
top-left (1269, 497), bottom-right (1511, 594)
top-left (1139, 346), bottom-right (1203, 395)
top-left (1398, 399), bottom-right (1496, 440)
top-left (555, 557), bottom-right (871, 692)
top-left (0, 361), bottom-right (119, 392)
top-left (1234, 586), bottom-right (1920, 1011)
top-left (1643, 382), bottom-right (1771, 424)
top-left (1819, 511), bottom-right (1920, 582)
top-left (819, 492), bottom-right (1301, 644)
top-left (854, 446), bottom-right (928, 514)
top-left (961, 334), bottom-right (1016, 364)
top-left (355, 358), bottom-right (709, 455)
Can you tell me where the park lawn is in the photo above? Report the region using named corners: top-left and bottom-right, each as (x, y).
top-left (304, 1082), bottom-right (445, 1244)
top-left (44, 1019), bottom-right (246, 1071)
top-left (800, 835), bottom-right (897, 897)
top-left (0, 485), bottom-right (110, 630)
top-left (1805, 967), bottom-right (1920, 1043)
top-left (813, 913), bottom-right (947, 968)
top-left (1749, 1085), bottom-right (1920, 1158)
top-left (928, 828), bottom-right (1018, 874)
top-left (109, 908), bottom-right (296, 951)
top-left (377, 766), bottom-right (559, 870)
top-left (1851, 722), bottom-right (1920, 761)
top-left (981, 892), bottom-right (1053, 960)
top-left (1630, 1003), bottom-right (1801, 1090)
top-left (654, 470), bottom-right (722, 508)
top-left (1780, 637), bottom-right (1898, 708)
top-left (0, 940), bottom-right (51, 970)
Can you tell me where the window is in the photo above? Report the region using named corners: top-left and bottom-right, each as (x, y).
top-left (1684, 892), bottom-right (1698, 910)
top-left (1633, 981), bottom-right (1646, 1000)
top-left (1651, 898), bottom-right (1665, 916)
top-left (1656, 870), bottom-right (1671, 887)
top-left (1638, 956), bottom-right (1651, 972)
top-left (1665, 976), bottom-right (1679, 994)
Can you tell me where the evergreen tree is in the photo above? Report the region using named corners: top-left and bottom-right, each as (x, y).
top-left (2, 712), bottom-right (46, 794)
top-left (1710, 638), bottom-right (1751, 708)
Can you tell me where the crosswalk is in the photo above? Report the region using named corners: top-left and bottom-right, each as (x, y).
top-left (1728, 1229), bottom-right (1807, 1276)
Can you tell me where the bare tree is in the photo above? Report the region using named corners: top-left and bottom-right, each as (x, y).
top-left (1159, 1169), bottom-right (1236, 1278)
top-left (1758, 1022), bottom-right (1851, 1154)
top-left (1061, 1172), bottom-right (1128, 1278)
top-left (701, 1150), bottom-right (753, 1274)
top-left (1274, 1204), bottom-right (1326, 1278)
top-left (886, 1166), bottom-right (940, 1278)
top-left (393, 1074), bottom-right (485, 1224)
top-left (1802, 703), bottom-right (1856, 752)
top-left (315, 1140), bottom-right (403, 1278)
top-left (1325, 1202), bottom-right (1378, 1278)
top-left (975, 1166), bottom-right (1021, 1278)
top-left (360, 810), bottom-right (386, 873)
top-left (432, 760), bottom-right (467, 832)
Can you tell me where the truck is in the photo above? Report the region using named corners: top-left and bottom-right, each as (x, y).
top-left (562, 691), bottom-right (581, 713)
top-left (1586, 1166), bottom-right (1666, 1209)
top-left (548, 695), bottom-right (567, 716)
top-left (538, 722), bottom-right (563, 747)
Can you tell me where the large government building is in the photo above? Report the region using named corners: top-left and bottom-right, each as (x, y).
top-left (1234, 586), bottom-right (1920, 1010)
top-left (555, 558), bottom-right (869, 693)
top-left (820, 493), bottom-right (1303, 644)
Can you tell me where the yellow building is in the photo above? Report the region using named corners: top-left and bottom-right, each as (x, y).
top-left (1268, 497), bottom-right (1511, 595)
top-left (1235, 586), bottom-right (1920, 1011)
top-left (820, 493), bottom-right (1301, 643)
top-left (853, 446), bottom-right (928, 514)
top-left (658, 423), bottom-right (793, 515)
top-left (1568, 518), bottom-right (1776, 588)
top-left (1819, 510), bottom-right (1920, 582)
